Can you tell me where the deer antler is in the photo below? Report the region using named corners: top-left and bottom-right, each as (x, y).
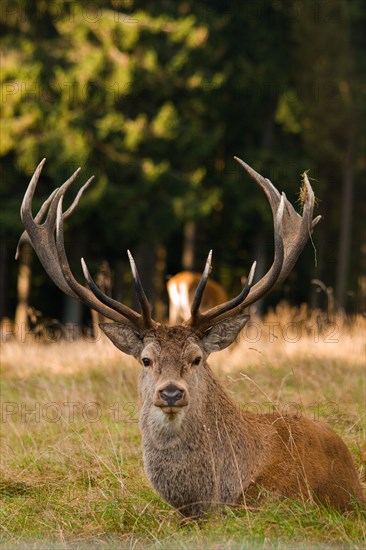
top-left (187, 157), bottom-right (321, 332)
top-left (19, 158), bottom-right (319, 335)
top-left (18, 159), bottom-right (156, 333)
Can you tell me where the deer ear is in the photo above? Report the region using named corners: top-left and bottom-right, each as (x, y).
top-left (99, 323), bottom-right (143, 357)
top-left (203, 314), bottom-right (250, 353)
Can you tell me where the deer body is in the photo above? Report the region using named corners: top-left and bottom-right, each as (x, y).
top-left (104, 324), bottom-right (363, 517)
top-left (18, 157), bottom-right (364, 516)
top-left (142, 409), bottom-right (363, 516)
top-left (167, 272), bottom-right (228, 325)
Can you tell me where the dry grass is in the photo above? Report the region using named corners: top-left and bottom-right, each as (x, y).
top-left (1, 306), bottom-right (365, 549)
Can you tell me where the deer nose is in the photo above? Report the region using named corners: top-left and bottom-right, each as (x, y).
top-left (159, 384), bottom-right (184, 406)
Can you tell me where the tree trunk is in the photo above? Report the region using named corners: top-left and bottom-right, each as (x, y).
top-left (63, 295), bottom-right (83, 324)
top-left (114, 259), bottom-right (125, 303)
top-left (182, 221), bottom-right (196, 271)
top-left (153, 243), bottom-right (167, 322)
top-left (0, 241), bottom-right (7, 319)
top-left (310, 164), bottom-right (338, 311)
top-left (59, 233), bottom-right (86, 337)
top-left (15, 243), bottom-right (32, 335)
top-left (62, 295), bottom-right (83, 340)
top-left (335, 139), bottom-right (354, 309)
top-left (252, 231), bottom-right (267, 315)
top-left (89, 261), bottom-right (112, 335)
top-left (133, 240), bottom-right (156, 312)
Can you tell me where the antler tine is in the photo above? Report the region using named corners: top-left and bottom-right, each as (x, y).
top-left (127, 250), bottom-right (155, 329)
top-left (35, 188), bottom-right (59, 222)
top-left (15, 187), bottom-right (58, 260)
top-left (233, 157), bottom-right (280, 216)
top-left (44, 167), bottom-right (82, 230)
top-left (188, 260), bottom-right (258, 331)
top-left (20, 158), bottom-right (47, 227)
top-left (190, 250), bottom-right (213, 320)
top-left (64, 177), bottom-right (94, 217)
top-left (81, 258), bottom-right (142, 325)
top-left (55, 198), bottom-right (136, 326)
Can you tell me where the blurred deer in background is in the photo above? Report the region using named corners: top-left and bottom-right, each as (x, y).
top-left (18, 156), bottom-right (364, 517)
top-left (167, 272), bottom-right (227, 325)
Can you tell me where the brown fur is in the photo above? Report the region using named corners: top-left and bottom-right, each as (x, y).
top-left (101, 323), bottom-right (365, 517)
top-left (167, 272), bottom-right (228, 325)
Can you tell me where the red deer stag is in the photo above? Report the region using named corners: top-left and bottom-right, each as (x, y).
top-left (167, 272), bottom-right (227, 325)
top-left (18, 157), bottom-right (364, 517)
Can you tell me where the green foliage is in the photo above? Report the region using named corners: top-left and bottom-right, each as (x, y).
top-left (0, 0), bottom-right (364, 316)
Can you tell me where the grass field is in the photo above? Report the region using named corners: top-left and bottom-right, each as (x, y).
top-left (1, 307), bottom-right (365, 549)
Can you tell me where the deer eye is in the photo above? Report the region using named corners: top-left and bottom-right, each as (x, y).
top-left (192, 356), bottom-right (201, 366)
top-left (142, 358), bottom-right (152, 367)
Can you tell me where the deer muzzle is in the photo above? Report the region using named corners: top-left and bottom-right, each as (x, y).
top-left (154, 382), bottom-right (188, 413)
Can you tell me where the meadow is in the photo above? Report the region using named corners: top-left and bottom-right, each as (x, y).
top-left (1, 306), bottom-right (365, 549)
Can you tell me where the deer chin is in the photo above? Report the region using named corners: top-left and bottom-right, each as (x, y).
top-left (154, 402), bottom-right (188, 417)
top-left (159, 404), bottom-right (188, 415)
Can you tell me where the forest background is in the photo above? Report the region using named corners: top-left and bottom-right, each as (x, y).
top-left (1, 0), bottom-right (365, 330)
